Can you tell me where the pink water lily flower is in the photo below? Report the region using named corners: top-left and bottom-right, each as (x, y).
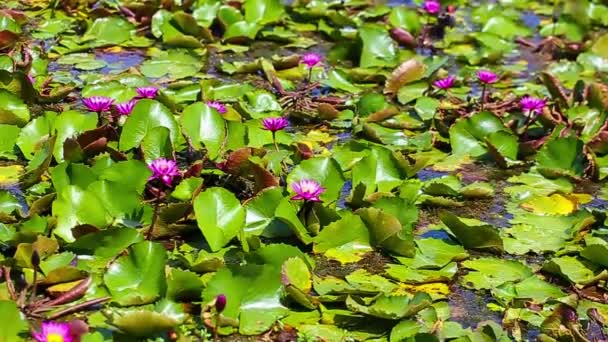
top-left (520, 96), bottom-right (545, 115)
top-left (207, 101), bottom-right (227, 114)
top-left (422, 0), bottom-right (441, 14)
top-left (33, 321), bottom-right (73, 342)
top-left (477, 70), bottom-right (498, 84)
top-left (300, 53), bottom-right (323, 69)
top-left (433, 75), bottom-right (455, 90)
top-left (115, 100), bottom-right (137, 116)
top-left (148, 158), bottom-right (180, 186)
top-left (83, 96), bottom-right (114, 113)
top-left (136, 86), bottom-right (159, 99)
top-left (291, 179), bottom-right (325, 202)
top-left (262, 117), bottom-right (289, 132)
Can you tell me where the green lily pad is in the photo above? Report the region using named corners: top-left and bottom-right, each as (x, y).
top-left (461, 258), bottom-right (533, 290)
top-left (119, 99), bottom-right (180, 151)
top-left (346, 292), bottom-right (432, 320)
top-left (104, 241), bottom-right (167, 306)
top-left (439, 212), bottom-right (503, 252)
top-left (108, 299), bottom-right (185, 336)
top-left (180, 102), bottom-right (226, 160)
top-left (0, 89), bottom-right (30, 127)
top-left (140, 49), bottom-right (203, 80)
top-left (193, 187), bottom-right (245, 252)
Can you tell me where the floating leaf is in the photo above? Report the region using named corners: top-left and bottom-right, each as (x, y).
top-left (313, 213), bottom-right (372, 263)
top-left (346, 292), bottom-right (432, 320)
top-left (461, 258), bottom-right (533, 290)
top-left (0, 89), bottom-right (30, 127)
top-left (193, 187), bottom-right (245, 252)
top-left (0, 300), bottom-right (28, 341)
top-left (536, 136), bottom-right (586, 178)
top-left (109, 300), bottom-right (185, 336)
top-left (119, 100), bottom-right (180, 151)
top-left (358, 24), bottom-right (398, 68)
top-left (439, 212), bottom-right (503, 252)
top-left (180, 102), bottom-right (226, 160)
top-left (104, 241), bottom-right (167, 306)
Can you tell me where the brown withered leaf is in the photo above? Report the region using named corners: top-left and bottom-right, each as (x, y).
top-left (317, 103), bottom-right (340, 120)
top-left (223, 148), bottom-right (279, 192)
top-left (541, 72), bottom-right (569, 109)
top-left (0, 30), bottom-right (18, 50)
top-left (588, 82), bottom-right (608, 112)
top-left (367, 107), bottom-right (399, 123)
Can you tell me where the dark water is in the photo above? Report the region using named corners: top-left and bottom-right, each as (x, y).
top-left (96, 50), bottom-right (145, 74)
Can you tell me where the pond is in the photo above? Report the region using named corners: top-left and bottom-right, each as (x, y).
top-left (0, 0), bottom-right (608, 341)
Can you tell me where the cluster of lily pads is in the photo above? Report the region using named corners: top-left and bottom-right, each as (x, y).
top-left (1, 0), bottom-right (608, 341)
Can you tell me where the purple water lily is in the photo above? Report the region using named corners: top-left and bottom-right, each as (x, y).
top-left (477, 70), bottom-right (498, 84)
top-left (33, 321), bottom-right (73, 342)
top-left (477, 70), bottom-right (498, 110)
top-left (300, 53), bottom-right (323, 69)
top-left (262, 117), bottom-right (289, 132)
top-left (422, 0), bottom-right (441, 14)
top-left (83, 96), bottom-right (114, 113)
top-left (215, 294), bottom-right (227, 313)
top-left (115, 100), bottom-right (137, 116)
top-left (207, 101), bottom-right (227, 114)
top-left (291, 179), bottom-right (325, 202)
top-left (136, 86), bottom-right (159, 99)
top-left (433, 75), bottom-right (455, 90)
top-left (148, 158), bottom-right (180, 186)
top-left (520, 96), bottom-right (545, 115)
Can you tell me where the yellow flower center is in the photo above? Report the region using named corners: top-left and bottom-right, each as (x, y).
top-left (300, 182), bottom-right (316, 193)
top-left (47, 333), bottom-right (65, 342)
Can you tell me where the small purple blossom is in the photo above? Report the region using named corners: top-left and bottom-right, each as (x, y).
top-left (207, 101), bottom-right (227, 114)
top-left (115, 100), bottom-right (137, 116)
top-left (291, 179), bottom-right (325, 202)
top-left (300, 53), bottom-right (323, 69)
top-left (422, 0), bottom-right (441, 14)
top-left (83, 96), bottom-right (114, 113)
top-left (215, 294), bottom-right (227, 313)
top-left (33, 321), bottom-right (73, 342)
top-left (148, 158), bottom-right (180, 186)
top-left (477, 70), bottom-right (498, 84)
top-left (262, 117), bottom-right (289, 132)
top-left (433, 75), bottom-right (455, 90)
top-left (28, 74), bottom-right (35, 84)
top-left (520, 96), bottom-right (545, 115)
top-left (136, 86), bottom-right (159, 99)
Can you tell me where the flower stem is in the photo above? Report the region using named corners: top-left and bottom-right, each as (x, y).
top-left (147, 190), bottom-right (162, 240)
top-left (480, 84), bottom-right (486, 111)
top-left (307, 67), bottom-right (313, 83)
top-left (29, 267), bottom-right (38, 303)
top-left (272, 132), bottom-right (280, 153)
top-left (214, 314), bottom-right (220, 342)
top-left (522, 112), bottom-right (534, 139)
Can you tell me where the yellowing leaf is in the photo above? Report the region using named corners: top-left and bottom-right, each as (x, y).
top-left (384, 59), bottom-right (426, 96)
top-left (568, 193), bottom-right (593, 205)
top-left (521, 194), bottom-right (576, 216)
top-left (0, 165), bottom-right (24, 186)
top-left (395, 282), bottom-right (450, 298)
top-left (46, 279), bottom-right (83, 297)
top-left (324, 243), bottom-right (373, 264)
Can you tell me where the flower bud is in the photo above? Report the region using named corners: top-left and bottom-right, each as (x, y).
top-left (31, 250), bottom-right (40, 269)
top-left (215, 294), bottom-right (227, 313)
